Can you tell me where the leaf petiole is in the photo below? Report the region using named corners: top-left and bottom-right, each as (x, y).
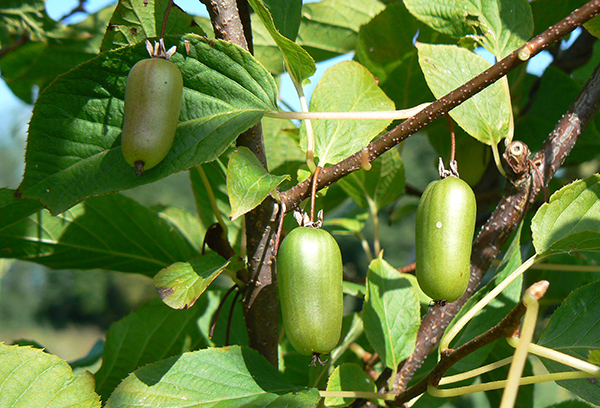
top-left (265, 102), bottom-right (431, 121)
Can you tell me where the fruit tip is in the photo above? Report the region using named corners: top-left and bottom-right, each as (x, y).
top-left (134, 160), bottom-right (145, 177)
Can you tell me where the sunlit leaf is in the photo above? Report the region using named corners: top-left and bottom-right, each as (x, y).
top-left (538, 280), bottom-right (600, 405)
top-left (532, 175), bottom-right (600, 257)
top-left (300, 60), bottom-right (395, 166)
top-left (362, 256), bottom-right (420, 369)
top-left (94, 298), bottom-right (212, 402)
top-left (0, 343), bottom-right (100, 408)
top-left (18, 34), bottom-right (278, 214)
top-left (227, 146), bottom-right (289, 220)
top-left (105, 346), bottom-right (320, 407)
top-left (154, 253), bottom-right (229, 309)
top-left (417, 42), bottom-right (511, 147)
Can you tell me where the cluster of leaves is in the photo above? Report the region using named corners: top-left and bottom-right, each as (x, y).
top-left (1, 0), bottom-right (600, 407)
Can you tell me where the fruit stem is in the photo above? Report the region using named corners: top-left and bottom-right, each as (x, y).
top-left (310, 166), bottom-right (322, 224)
top-left (367, 197), bottom-right (381, 256)
top-left (195, 164), bottom-right (228, 236)
top-left (160, 0), bottom-right (174, 39)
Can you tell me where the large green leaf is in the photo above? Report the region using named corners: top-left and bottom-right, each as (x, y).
top-left (516, 67), bottom-right (600, 166)
top-left (227, 146), bottom-right (289, 220)
top-left (0, 4), bottom-right (111, 103)
top-left (538, 280), bottom-right (600, 405)
top-left (0, 343), bottom-right (100, 408)
top-left (0, 192), bottom-right (198, 275)
top-left (100, 0), bottom-right (205, 52)
top-left (531, 175), bottom-right (600, 257)
top-left (105, 346), bottom-right (320, 407)
top-left (298, 0), bottom-right (385, 62)
top-left (325, 363), bottom-right (378, 407)
top-left (153, 253), bottom-right (230, 309)
top-left (18, 34), bottom-right (278, 214)
top-left (0, 188), bottom-right (43, 230)
top-left (404, 0), bottom-right (533, 59)
top-left (264, 0), bottom-right (302, 41)
top-left (248, 0), bottom-right (315, 88)
top-left (94, 298), bottom-right (213, 402)
top-left (300, 60), bottom-right (395, 166)
top-left (417, 42), bottom-right (511, 147)
top-left (253, 0), bottom-right (383, 76)
top-left (362, 256), bottom-right (420, 370)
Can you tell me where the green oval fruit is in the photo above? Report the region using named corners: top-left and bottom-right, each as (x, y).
top-left (415, 176), bottom-right (476, 302)
top-left (277, 227), bottom-right (343, 356)
top-left (121, 56), bottom-right (183, 176)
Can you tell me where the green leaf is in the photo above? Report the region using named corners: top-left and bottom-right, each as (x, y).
top-left (0, 188), bottom-right (43, 230)
top-left (105, 346), bottom-right (320, 407)
top-left (156, 205), bottom-right (206, 252)
top-left (94, 298), bottom-right (213, 402)
top-left (532, 175), bottom-right (600, 257)
top-left (404, 0), bottom-right (533, 58)
top-left (0, 343), bottom-right (101, 408)
top-left (253, 0), bottom-right (384, 76)
top-left (324, 212), bottom-right (369, 236)
top-left (0, 193), bottom-right (198, 276)
top-left (541, 402), bottom-right (596, 408)
top-left (324, 363), bottom-right (377, 407)
top-left (337, 147), bottom-right (404, 211)
top-left (100, 0), bottom-right (205, 52)
top-left (590, 348), bottom-right (600, 365)
top-left (227, 146), bottom-right (290, 220)
top-left (262, 116), bottom-right (304, 174)
top-left (248, 0), bottom-right (315, 88)
top-left (298, 0), bottom-right (385, 61)
top-left (446, 223), bottom-right (523, 372)
top-left (153, 253), bottom-right (229, 309)
top-left (417, 42), bottom-right (511, 147)
top-left (362, 256), bottom-right (420, 370)
top-left (531, 0), bottom-right (587, 37)
top-left (516, 67), bottom-right (600, 166)
top-left (264, 0), bottom-right (302, 41)
top-left (0, 6), bottom-right (111, 103)
top-left (19, 34), bottom-right (278, 214)
top-left (0, 0), bottom-right (63, 46)
top-left (300, 60), bottom-right (395, 166)
top-left (538, 280), bottom-right (600, 405)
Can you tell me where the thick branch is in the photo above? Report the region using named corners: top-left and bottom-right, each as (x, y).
top-left (279, 0), bottom-right (600, 211)
top-left (200, 0), bottom-right (248, 49)
top-left (201, 0), bottom-right (279, 365)
top-left (392, 38), bottom-right (600, 405)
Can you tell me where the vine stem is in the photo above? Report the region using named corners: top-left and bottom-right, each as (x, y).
top-left (428, 371), bottom-right (595, 397)
top-left (439, 254), bottom-right (541, 352)
top-left (506, 338), bottom-right (600, 376)
top-left (500, 288), bottom-right (540, 408)
top-left (319, 391), bottom-right (396, 401)
top-left (265, 103), bottom-right (430, 121)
